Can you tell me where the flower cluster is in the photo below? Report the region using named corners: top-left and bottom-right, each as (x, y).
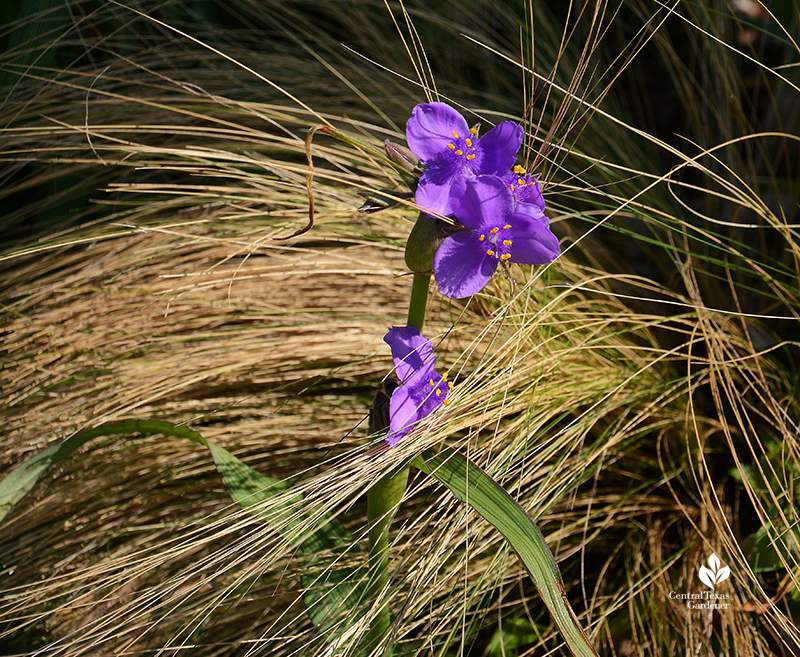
top-left (405, 102), bottom-right (560, 299)
top-left (378, 103), bottom-right (562, 446)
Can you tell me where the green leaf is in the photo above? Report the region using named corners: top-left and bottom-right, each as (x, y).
top-left (413, 446), bottom-right (599, 657)
top-left (0, 420), bottom-right (206, 522)
top-left (1, 422), bottom-right (365, 634)
top-left (206, 443), bottom-right (367, 632)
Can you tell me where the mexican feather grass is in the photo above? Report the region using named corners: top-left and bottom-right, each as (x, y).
top-left (1, 0), bottom-right (799, 655)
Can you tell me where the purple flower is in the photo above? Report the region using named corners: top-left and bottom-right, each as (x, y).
top-left (406, 102), bottom-right (523, 218)
top-left (384, 326), bottom-right (451, 447)
top-left (433, 175), bottom-right (560, 299)
top-left (502, 165), bottom-right (545, 212)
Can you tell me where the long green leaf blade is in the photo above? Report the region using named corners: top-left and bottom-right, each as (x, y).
top-left (0, 420), bottom-right (205, 522)
top-left (415, 446), bottom-right (599, 657)
top-left (0, 422), bottom-right (364, 633)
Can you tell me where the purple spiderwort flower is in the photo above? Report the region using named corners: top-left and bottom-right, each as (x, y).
top-left (433, 175), bottom-right (560, 299)
top-left (383, 326), bottom-right (451, 447)
top-left (502, 165), bottom-right (545, 212)
top-left (406, 102), bottom-right (523, 218)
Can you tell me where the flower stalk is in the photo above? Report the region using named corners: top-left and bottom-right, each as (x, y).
top-left (365, 465), bottom-right (409, 656)
top-left (365, 273), bottom-right (430, 653)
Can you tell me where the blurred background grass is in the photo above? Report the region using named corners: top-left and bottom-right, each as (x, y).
top-left (1, 1), bottom-right (799, 655)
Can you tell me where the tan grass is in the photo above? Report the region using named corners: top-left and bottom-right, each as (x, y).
top-left (2, 1), bottom-right (800, 655)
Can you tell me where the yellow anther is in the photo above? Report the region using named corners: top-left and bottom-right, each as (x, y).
top-left (447, 143), bottom-right (456, 150)
top-left (455, 149), bottom-right (463, 156)
top-left (442, 373), bottom-right (448, 381)
top-left (509, 184), bottom-right (515, 191)
top-left (469, 128), bottom-right (478, 135)
top-left (429, 378), bottom-right (435, 386)
top-left (452, 130), bottom-right (459, 138)
top-left (503, 224), bottom-right (511, 229)
top-left (448, 381), bottom-right (454, 389)
top-left (465, 138), bottom-right (472, 147)
top-left (466, 154), bottom-right (475, 160)
top-left (513, 164), bottom-right (525, 174)
top-left (478, 234), bottom-right (485, 241)
top-left (443, 398), bottom-right (451, 405)
top-left (435, 389), bottom-right (442, 396)
top-left (518, 178), bottom-right (525, 185)
top-left (500, 253), bottom-right (511, 261)
top-left (503, 240), bottom-right (512, 246)
top-left (489, 227), bottom-right (500, 234)
top-left (486, 249), bottom-right (495, 256)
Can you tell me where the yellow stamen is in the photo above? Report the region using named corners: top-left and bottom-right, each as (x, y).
top-left (452, 130), bottom-right (459, 138)
top-left (430, 379), bottom-right (435, 386)
top-left (465, 138), bottom-right (472, 147)
top-left (503, 240), bottom-right (512, 246)
top-left (469, 128), bottom-right (478, 135)
top-left (466, 154), bottom-right (475, 160)
top-left (486, 250), bottom-right (495, 256)
top-left (490, 227), bottom-right (500, 234)
top-left (503, 224), bottom-right (511, 229)
top-left (443, 399), bottom-right (451, 405)
top-left (500, 253), bottom-right (511, 261)
top-left (442, 373), bottom-right (448, 381)
top-left (518, 178), bottom-right (525, 185)
top-left (455, 149), bottom-right (463, 156)
top-left (447, 143), bottom-right (455, 150)
top-left (478, 234), bottom-right (485, 241)
top-left (513, 164), bottom-right (525, 174)
top-left (509, 184), bottom-right (515, 191)
top-left (448, 382), bottom-right (454, 389)
top-left (435, 389), bottom-right (442, 396)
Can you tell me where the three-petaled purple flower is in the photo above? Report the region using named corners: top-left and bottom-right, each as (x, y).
top-left (433, 175), bottom-right (560, 299)
top-left (384, 326), bottom-right (451, 447)
top-left (406, 102), bottom-right (523, 218)
top-left (503, 165), bottom-right (545, 212)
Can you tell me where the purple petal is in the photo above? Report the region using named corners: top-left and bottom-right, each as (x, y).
top-left (416, 164), bottom-right (466, 218)
top-left (452, 175), bottom-right (513, 231)
top-left (387, 385), bottom-right (419, 446)
top-left (518, 180), bottom-right (545, 212)
top-left (503, 170), bottom-right (545, 212)
top-left (384, 326), bottom-right (435, 385)
top-left (506, 212), bottom-right (561, 265)
top-left (476, 122), bottom-right (523, 174)
top-left (434, 231), bottom-right (497, 298)
top-left (406, 102), bottom-right (470, 163)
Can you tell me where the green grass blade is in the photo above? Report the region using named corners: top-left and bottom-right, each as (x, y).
top-left (414, 446), bottom-right (599, 657)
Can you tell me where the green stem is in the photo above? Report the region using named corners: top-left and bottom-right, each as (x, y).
top-left (406, 272), bottom-right (430, 332)
top-left (364, 273), bottom-right (430, 653)
top-left (365, 466), bottom-right (409, 655)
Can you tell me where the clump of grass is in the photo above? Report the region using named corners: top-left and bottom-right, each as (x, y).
top-left (1, 1), bottom-right (799, 655)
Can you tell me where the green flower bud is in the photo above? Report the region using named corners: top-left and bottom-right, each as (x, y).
top-left (385, 140), bottom-right (423, 174)
top-left (404, 212), bottom-right (441, 275)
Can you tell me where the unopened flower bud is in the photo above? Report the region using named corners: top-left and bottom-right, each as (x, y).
top-left (404, 212), bottom-right (441, 275)
top-left (369, 379), bottom-right (398, 437)
top-left (358, 190), bottom-right (413, 214)
top-left (385, 140), bottom-right (421, 172)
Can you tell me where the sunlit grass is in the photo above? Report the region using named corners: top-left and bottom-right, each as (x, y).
top-left (1, 0), bottom-right (799, 655)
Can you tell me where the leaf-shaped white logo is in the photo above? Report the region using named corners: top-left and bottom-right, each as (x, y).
top-left (698, 553), bottom-right (730, 589)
